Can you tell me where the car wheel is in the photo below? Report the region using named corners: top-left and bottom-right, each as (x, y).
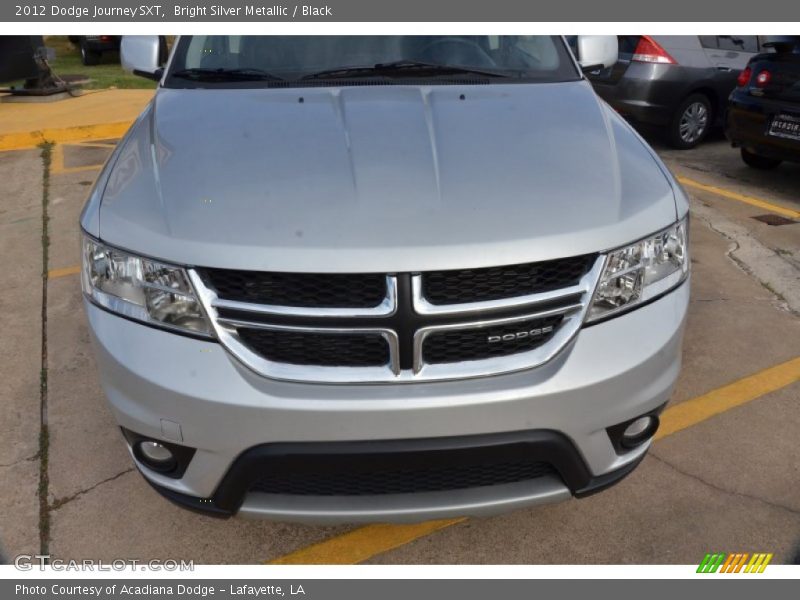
top-left (741, 148), bottom-right (782, 169)
top-left (80, 41), bottom-right (101, 66)
top-left (667, 94), bottom-right (712, 149)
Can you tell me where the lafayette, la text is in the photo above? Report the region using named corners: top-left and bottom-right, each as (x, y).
top-left (17, 584), bottom-right (306, 597)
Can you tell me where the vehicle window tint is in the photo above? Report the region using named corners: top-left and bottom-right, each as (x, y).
top-left (714, 36), bottom-right (759, 53)
top-left (618, 36), bottom-right (640, 56)
top-left (169, 35), bottom-right (580, 87)
top-left (699, 36), bottom-right (718, 50)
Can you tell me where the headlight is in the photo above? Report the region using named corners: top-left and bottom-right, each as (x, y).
top-left (81, 236), bottom-right (212, 337)
top-left (587, 218), bottom-right (689, 322)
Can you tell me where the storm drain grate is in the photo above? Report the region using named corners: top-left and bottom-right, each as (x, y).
top-left (751, 214), bottom-right (797, 226)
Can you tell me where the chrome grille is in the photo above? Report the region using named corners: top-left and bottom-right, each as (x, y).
top-left (421, 256), bottom-right (595, 305)
top-left (237, 328), bottom-right (390, 367)
top-left (189, 255), bottom-right (604, 383)
top-left (422, 314), bottom-right (564, 364)
top-left (199, 269), bottom-right (387, 308)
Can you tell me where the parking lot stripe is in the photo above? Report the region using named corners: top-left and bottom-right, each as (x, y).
top-left (48, 265), bottom-right (81, 279)
top-left (0, 122), bottom-right (131, 153)
top-left (678, 176), bottom-right (800, 220)
top-left (655, 356), bottom-right (800, 439)
top-left (265, 355), bottom-right (800, 565)
top-left (267, 518), bottom-right (466, 565)
top-left (50, 143), bottom-right (105, 176)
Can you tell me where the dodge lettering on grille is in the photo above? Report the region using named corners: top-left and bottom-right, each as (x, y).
top-left (487, 325), bottom-right (555, 344)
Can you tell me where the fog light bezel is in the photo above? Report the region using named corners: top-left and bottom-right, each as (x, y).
top-left (121, 428), bottom-right (196, 479)
top-left (606, 404), bottom-right (665, 454)
top-left (137, 440), bottom-right (177, 473)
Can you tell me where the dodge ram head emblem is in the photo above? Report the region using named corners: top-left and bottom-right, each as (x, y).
top-left (487, 325), bottom-right (554, 344)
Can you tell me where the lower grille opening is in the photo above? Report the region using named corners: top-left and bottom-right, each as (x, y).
top-left (237, 328), bottom-right (389, 367)
top-left (422, 314), bottom-right (564, 365)
top-left (210, 431), bottom-right (593, 511)
top-left (248, 459), bottom-right (557, 496)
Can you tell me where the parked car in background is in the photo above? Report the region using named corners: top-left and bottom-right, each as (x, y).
top-left (726, 37), bottom-right (800, 169)
top-left (577, 36), bottom-right (768, 149)
top-left (68, 35), bottom-right (121, 65)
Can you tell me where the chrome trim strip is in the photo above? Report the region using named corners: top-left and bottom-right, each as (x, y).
top-left (209, 275), bottom-right (397, 318)
top-left (411, 256), bottom-right (605, 316)
top-left (412, 302), bottom-right (583, 374)
top-left (189, 270), bottom-right (400, 382)
top-left (217, 317), bottom-right (402, 376)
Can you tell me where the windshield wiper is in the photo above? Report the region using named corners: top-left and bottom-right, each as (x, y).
top-left (301, 60), bottom-right (514, 80)
top-left (171, 67), bottom-right (284, 82)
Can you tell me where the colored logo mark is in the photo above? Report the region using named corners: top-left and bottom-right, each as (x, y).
top-left (697, 552), bottom-right (773, 573)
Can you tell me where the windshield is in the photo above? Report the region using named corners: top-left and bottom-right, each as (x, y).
top-left (165, 36), bottom-right (580, 87)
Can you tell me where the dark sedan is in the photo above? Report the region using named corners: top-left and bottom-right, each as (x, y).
top-left (578, 36), bottom-right (767, 149)
top-left (726, 37), bottom-right (800, 168)
top-left (68, 35), bottom-right (121, 65)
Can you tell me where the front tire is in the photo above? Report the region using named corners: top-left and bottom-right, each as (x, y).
top-left (741, 148), bottom-right (782, 169)
top-left (667, 94), bottom-right (712, 149)
top-left (80, 41), bottom-right (101, 66)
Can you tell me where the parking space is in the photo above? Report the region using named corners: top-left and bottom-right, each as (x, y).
top-left (1, 127), bottom-right (798, 564)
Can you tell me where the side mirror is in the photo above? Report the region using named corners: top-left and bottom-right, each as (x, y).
top-left (576, 35), bottom-right (619, 71)
top-left (121, 36), bottom-right (163, 81)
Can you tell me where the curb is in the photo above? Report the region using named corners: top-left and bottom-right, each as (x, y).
top-left (0, 121), bottom-right (132, 152)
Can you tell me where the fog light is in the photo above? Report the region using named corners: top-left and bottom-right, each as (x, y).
top-left (621, 416), bottom-right (658, 448)
top-left (137, 440), bottom-right (176, 472)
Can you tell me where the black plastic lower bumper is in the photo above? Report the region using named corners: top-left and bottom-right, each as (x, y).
top-left (140, 428), bottom-right (653, 519)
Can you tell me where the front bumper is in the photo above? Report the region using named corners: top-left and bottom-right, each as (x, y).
top-left (86, 280), bottom-right (689, 523)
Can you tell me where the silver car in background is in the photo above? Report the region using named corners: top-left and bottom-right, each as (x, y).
top-left (80, 35), bottom-right (690, 522)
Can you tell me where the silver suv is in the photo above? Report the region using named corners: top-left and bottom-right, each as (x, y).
top-left (80, 35), bottom-right (690, 522)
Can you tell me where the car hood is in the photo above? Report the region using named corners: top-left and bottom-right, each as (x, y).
top-left (96, 81), bottom-right (678, 272)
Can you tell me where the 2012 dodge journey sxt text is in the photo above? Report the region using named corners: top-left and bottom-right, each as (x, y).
top-left (80, 35), bottom-right (690, 522)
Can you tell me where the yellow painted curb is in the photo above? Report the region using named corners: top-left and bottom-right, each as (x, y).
top-left (0, 121), bottom-right (132, 152)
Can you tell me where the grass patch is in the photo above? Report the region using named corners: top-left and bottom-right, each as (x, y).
top-left (47, 36), bottom-right (156, 90)
top-left (5, 36), bottom-right (156, 90)
top-left (39, 142), bottom-right (52, 557)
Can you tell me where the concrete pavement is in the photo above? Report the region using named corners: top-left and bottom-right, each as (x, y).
top-left (0, 122), bottom-right (797, 565)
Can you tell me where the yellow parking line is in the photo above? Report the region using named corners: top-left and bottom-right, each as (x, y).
top-left (50, 143), bottom-right (104, 176)
top-left (48, 265), bottom-right (81, 279)
top-left (0, 121), bottom-right (131, 152)
top-left (268, 518), bottom-right (465, 565)
top-left (266, 356), bottom-right (800, 565)
top-left (678, 176), bottom-right (800, 220)
top-left (655, 355), bottom-right (800, 439)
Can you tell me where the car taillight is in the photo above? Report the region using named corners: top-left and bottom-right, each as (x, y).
top-left (632, 36), bottom-right (677, 65)
top-left (755, 70), bottom-right (772, 87)
top-left (737, 66), bottom-right (752, 87)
